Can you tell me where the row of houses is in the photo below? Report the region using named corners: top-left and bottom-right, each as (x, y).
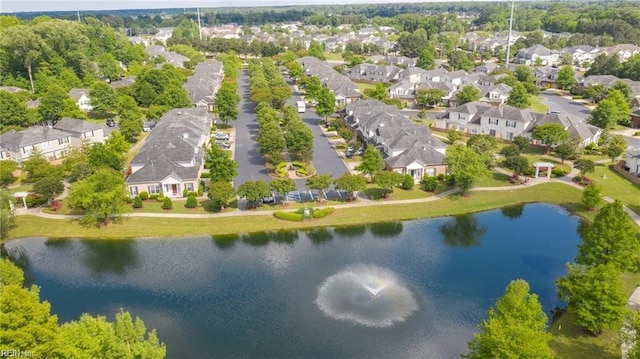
top-left (184, 59), bottom-right (224, 110)
top-left (0, 118), bottom-right (107, 164)
top-left (297, 56), bottom-right (362, 106)
top-left (343, 100), bottom-right (448, 181)
top-left (437, 102), bottom-right (602, 146)
top-left (125, 107), bottom-right (212, 198)
top-left (515, 44), bottom-right (640, 67)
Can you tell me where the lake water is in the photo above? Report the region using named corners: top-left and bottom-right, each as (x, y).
top-left (5, 203), bottom-right (581, 359)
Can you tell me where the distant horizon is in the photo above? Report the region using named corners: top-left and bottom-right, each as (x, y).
top-left (1, 0), bottom-right (485, 14)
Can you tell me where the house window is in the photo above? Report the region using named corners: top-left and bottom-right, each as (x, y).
top-left (505, 120), bottom-right (517, 128)
top-left (457, 114), bottom-right (466, 121)
top-left (426, 168), bottom-right (436, 177)
top-left (147, 185), bottom-right (161, 194)
top-left (84, 131), bottom-right (94, 138)
top-left (506, 132), bottom-right (514, 140)
top-left (58, 137), bottom-right (69, 145)
top-left (186, 183), bottom-right (194, 192)
top-left (130, 186), bottom-right (138, 196)
top-left (489, 129), bottom-right (496, 137)
top-left (489, 118), bottom-right (499, 125)
top-left (22, 146), bottom-right (33, 154)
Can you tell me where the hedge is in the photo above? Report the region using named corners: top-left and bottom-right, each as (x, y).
top-left (292, 161), bottom-right (307, 170)
top-left (312, 207), bottom-right (335, 218)
top-left (274, 211), bottom-right (304, 221)
top-left (276, 162), bottom-right (287, 170)
top-left (139, 191), bottom-right (149, 200)
top-left (296, 169), bottom-right (308, 176)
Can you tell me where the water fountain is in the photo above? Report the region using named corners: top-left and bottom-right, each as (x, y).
top-left (315, 264), bottom-right (419, 328)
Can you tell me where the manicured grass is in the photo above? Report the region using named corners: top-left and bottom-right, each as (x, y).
top-left (255, 198), bottom-right (350, 211)
top-left (7, 182), bottom-right (596, 240)
top-left (549, 272), bottom-right (640, 359)
top-left (322, 52), bottom-right (343, 61)
top-left (475, 170), bottom-right (513, 187)
top-left (589, 164), bottom-right (640, 215)
top-left (388, 187), bottom-right (435, 200)
top-left (530, 96), bottom-right (549, 114)
top-left (355, 82), bottom-right (376, 92)
top-left (132, 198), bottom-right (237, 214)
top-left (8, 184), bottom-right (33, 194)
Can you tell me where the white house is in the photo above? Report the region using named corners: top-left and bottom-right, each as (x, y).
top-left (68, 88), bottom-right (93, 112)
top-left (625, 149), bottom-right (640, 175)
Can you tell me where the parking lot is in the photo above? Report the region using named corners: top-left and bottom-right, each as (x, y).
top-left (264, 189), bottom-right (351, 204)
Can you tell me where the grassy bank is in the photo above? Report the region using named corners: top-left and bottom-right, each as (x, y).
top-left (7, 182), bottom-right (592, 240)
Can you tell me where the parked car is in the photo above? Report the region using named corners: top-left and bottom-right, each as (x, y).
top-left (354, 148), bottom-right (364, 156)
top-left (345, 150), bottom-right (354, 158)
top-left (213, 132), bottom-right (230, 140)
top-left (106, 118), bottom-right (116, 127)
top-left (215, 140), bottom-right (231, 149)
top-left (262, 195), bottom-right (276, 203)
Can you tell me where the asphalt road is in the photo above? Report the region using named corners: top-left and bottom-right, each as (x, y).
top-left (286, 83), bottom-right (351, 189)
top-left (539, 89), bottom-right (640, 148)
top-left (233, 69), bottom-right (272, 187)
top-left (539, 89), bottom-right (591, 119)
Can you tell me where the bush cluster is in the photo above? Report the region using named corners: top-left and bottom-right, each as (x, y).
top-left (139, 191), bottom-right (149, 200)
top-left (274, 211), bottom-right (304, 221)
top-left (421, 177), bottom-right (439, 192)
top-left (312, 207), bottom-right (335, 218)
top-left (184, 194), bottom-right (198, 208)
top-left (276, 162), bottom-right (288, 178)
top-left (25, 193), bottom-right (47, 207)
top-left (162, 197), bottom-right (173, 209)
top-left (551, 168), bottom-right (568, 178)
top-left (132, 196), bottom-right (143, 208)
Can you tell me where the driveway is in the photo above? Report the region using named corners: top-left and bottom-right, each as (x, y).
top-left (539, 89), bottom-right (591, 119)
top-left (233, 69), bottom-right (272, 187)
top-left (285, 79), bottom-right (351, 190)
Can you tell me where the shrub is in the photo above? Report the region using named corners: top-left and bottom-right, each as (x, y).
top-left (400, 174), bottom-right (415, 189)
top-left (436, 173), bottom-right (446, 182)
top-left (522, 167), bottom-right (535, 177)
top-left (198, 184), bottom-right (204, 196)
top-left (296, 169), bottom-right (308, 176)
top-left (421, 177), bottom-right (438, 192)
top-left (182, 188), bottom-right (189, 197)
top-left (312, 207), bottom-right (335, 218)
top-left (276, 162), bottom-right (287, 170)
top-left (139, 191), bottom-right (149, 200)
top-left (211, 124), bottom-right (217, 131)
top-left (635, 131), bottom-right (640, 137)
top-left (572, 95), bottom-right (584, 100)
top-left (156, 195), bottom-right (165, 202)
top-left (274, 211), bottom-right (304, 221)
top-left (125, 197), bottom-right (133, 204)
top-left (188, 191), bottom-right (198, 197)
top-left (132, 196), bottom-right (143, 208)
top-left (150, 193), bottom-right (159, 200)
top-left (292, 161), bottom-right (307, 170)
top-left (184, 194), bottom-right (198, 208)
top-left (162, 197), bottom-right (173, 209)
top-left (551, 168), bottom-right (568, 178)
top-left (25, 193), bottom-right (47, 207)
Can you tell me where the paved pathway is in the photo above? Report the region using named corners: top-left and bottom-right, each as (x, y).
top-left (15, 169), bottom-right (640, 228)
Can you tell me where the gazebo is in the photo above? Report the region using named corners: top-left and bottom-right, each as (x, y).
top-left (12, 191), bottom-right (29, 209)
top-left (533, 162), bottom-right (555, 178)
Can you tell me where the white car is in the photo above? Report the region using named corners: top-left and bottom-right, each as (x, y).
top-left (213, 132), bottom-right (230, 140)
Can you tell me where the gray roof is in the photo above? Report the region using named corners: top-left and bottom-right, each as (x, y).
top-left (482, 105), bottom-right (533, 123)
top-left (628, 148), bottom-right (640, 158)
top-left (109, 77), bottom-right (136, 89)
top-left (68, 88), bottom-right (89, 102)
top-left (53, 118), bottom-right (104, 133)
top-left (126, 154), bottom-right (201, 184)
top-left (529, 113), bottom-right (601, 141)
top-left (0, 126), bottom-right (69, 147)
top-left (385, 138), bottom-right (446, 167)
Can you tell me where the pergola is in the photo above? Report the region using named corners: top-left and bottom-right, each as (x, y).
top-left (12, 191), bottom-right (29, 209)
top-left (533, 162), bottom-right (555, 178)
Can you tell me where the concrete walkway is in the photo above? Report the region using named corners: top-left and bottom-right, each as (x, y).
top-left (15, 169), bottom-right (640, 228)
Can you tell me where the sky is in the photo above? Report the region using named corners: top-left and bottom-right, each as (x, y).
top-left (0, 0), bottom-right (457, 13)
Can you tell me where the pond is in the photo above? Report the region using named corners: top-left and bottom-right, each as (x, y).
top-left (5, 203), bottom-right (581, 358)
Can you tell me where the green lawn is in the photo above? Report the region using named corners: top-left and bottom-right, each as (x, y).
top-left (8, 182), bottom-right (598, 241)
top-left (355, 82), bottom-right (376, 92)
top-left (589, 164), bottom-right (640, 215)
top-left (323, 52), bottom-right (343, 61)
top-left (475, 170), bottom-right (513, 187)
top-left (530, 96), bottom-right (549, 114)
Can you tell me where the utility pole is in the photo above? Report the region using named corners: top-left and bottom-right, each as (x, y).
top-left (505, 0), bottom-right (515, 65)
top-left (77, 8), bottom-right (81, 22)
top-left (197, 7), bottom-right (203, 41)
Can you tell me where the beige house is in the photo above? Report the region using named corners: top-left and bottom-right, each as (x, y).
top-left (0, 126), bottom-right (72, 164)
top-left (53, 118), bottom-right (105, 146)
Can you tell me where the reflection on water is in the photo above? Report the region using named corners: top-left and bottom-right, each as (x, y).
top-left (501, 204), bottom-right (525, 219)
top-left (439, 214), bottom-right (488, 248)
top-left (369, 221), bottom-right (403, 238)
top-left (5, 204), bottom-right (581, 359)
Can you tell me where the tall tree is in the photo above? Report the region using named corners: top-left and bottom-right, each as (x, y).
top-left (302, 76), bottom-right (322, 102)
top-left (456, 85), bottom-right (482, 105)
top-left (306, 174), bottom-right (333, 199)
top-left (237, 180), bottom-right (271, 207)
top-left (444, 143), bottom-right (489, 195)
top-left (269, 178), bottom-right (297, 194)
top-left (573, 158), bottom-right (595, 178)
top-left (532, 123), bottom-right (568, 154)
top-left (581, 183), bottom-right (602, 211)
top-left (207, 181), bottom-right (235, 210)
top-left (0, 25), bottom-right (50, 92)
top-left (38, 85), bottom-right (85, 124)
top-left (589, 90), bottom-right (630, 128)
top-left (215, 81), bottom-right (240, 125)
top-left (601, 134), bottom-right (628, 163)
top-left (554, 136), bottom-right (582, 163)
top-left (0, 189), bottom-right (16, 239)
top-left (464, 279), bottom-right (552, 359)
top-left (285, 119), bottom-right (314, 163)
top-left (556, 65), bottom-right (577, 92)
top-left (334, 173), bottom-right (367, 200)
top-left (416, 88), bottom-right (445, 108)
top-left (205, 143), bottom-right (238, 183)
top-left (507, 82), bottom-right (530, 109)
top-left (0, 91), bottom-right (38, 129)
top-left (155, 84), bottom-right (191, 108)
top-left (66, 167), bottom-right (129, 226)
top-left (557, 263), bottom-right (627, 335)
top-left (357, 146), bottom-right (383, 179)
top-left (315, 86), bottom-right (336, 119)
top-left (89, 81), bottom-right (117, 116)
top-left (577, 200), bottom-right (640, 271)
top-left (416, 48), bottom-right (435, 70)
top-left (373, 170), bottom-right (403, 197)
